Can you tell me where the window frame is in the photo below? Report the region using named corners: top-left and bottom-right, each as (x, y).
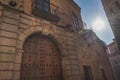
top-left (33, 0), bottom-right (50, 13)
top-left (101, 69), bottom-right (107, 80)
top-left (72, 12), bottom-right (80, 31)
top-left (83, 65), bottom-right (93, 80)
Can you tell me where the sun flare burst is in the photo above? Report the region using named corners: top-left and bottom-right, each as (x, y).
top-left (92, 17), bottom-right (105, 31)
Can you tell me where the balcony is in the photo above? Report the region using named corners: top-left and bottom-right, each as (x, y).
top-left (32, 1), bottom-right (60, 22)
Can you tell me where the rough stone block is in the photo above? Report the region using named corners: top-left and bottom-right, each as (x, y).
top-left (20, 17), bottom-right (33, 26)
top-left (0, 37), bottom-right (16, 47)
top-left (34, 20), bottom-right (43, 26)
top-left (21, 13), bottom-right (34, 20)
top-left (18, 33), bottom-right (26, 41)
top-left (72, 76), bottom-right (81, 80)
top-left (0, 11), bottom-right (2, 17)
top-left (42, 26), bottom-right (50, 35)
top-left (35, 26), bottom-right (43, 31)
top-left (66, 70), bottom-right (72, 76)
top-left (0, 46), bottom-right (15, 53)
top-left (14, 52), bottom-right (22, 64)
top-left (69, 60), bottom-right (79, 65)
top-left (64, 65), bottom-right (71, 70)
top-left (16, 40), bottom-right (23, 49)
top-left (0, 23), bottom-right (18, 32)
top-left (22, 28), bottom-right (33, 37)
top-left (2, 17), bottom-right (19, 25)
top-left (0, 6), bottom-right (3, 11)
top-left (13, 71), bottom-right (20, 80)
top-left (69, 55), bottom-right (77, 59)
top-left (29, 27), bottom-right (37, 33)
top-left (0, 30), bottom-right (17, 38)
top-left (14, 63), bottom-right (20, 71)
top-left (71, 70), bottom-right (80, 75)
top-left (62, 59), bottom-right (70, 65)
top-left (0, 71), bottom-right (12, 79)
top-left (3, 10), bottom-right (20, 20)
top-left (0, 53), bottom-right (14, 62)
top-left (19, 23), bottom-right (29, 29)
top-left (0, 62), bottom-right (14, 70)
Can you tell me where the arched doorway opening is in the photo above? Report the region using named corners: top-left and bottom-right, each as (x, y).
top-left (20, 33), bottom-right (63, 80)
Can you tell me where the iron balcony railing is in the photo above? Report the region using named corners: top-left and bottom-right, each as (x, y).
top-left (32, 1), bottom-right (60, 22)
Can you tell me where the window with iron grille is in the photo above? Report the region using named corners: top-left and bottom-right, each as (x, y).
top-left (101, 69), bottom-right (107, 80)
top-left (83, 65), bottom-right (93, 80)
top-left (33, 0), bottom-right (50, 13)
top-left (32, 0), bottom-right (60, 22)
top-left (72, 13), bottom-right (80, 30)
top-left (115, 0), bottom-right (120, 9)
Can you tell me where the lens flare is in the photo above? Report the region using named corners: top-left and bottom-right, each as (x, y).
top-left (92, 17), bottom-right (105, 31)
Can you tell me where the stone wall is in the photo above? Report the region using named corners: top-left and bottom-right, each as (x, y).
top-left (107, 41), bottom-right (120, 80)
top-left (0, 7), bottom-right (115, 80)
top-left (101, 0), bottom-right (120, 50)
top-left (75, 31), bottom-right (115, 80)
top-left (0, 6), bottom-right (20, 80)
top-left (0, 6), bottom-right (81, 80)
top-left (0, 0), bottom-right (83, 30)
top-left (0, 1), bottom-right (115, 80)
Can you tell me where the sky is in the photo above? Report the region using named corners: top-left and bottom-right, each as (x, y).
top-left (74, 0), bottom-right (114, 45)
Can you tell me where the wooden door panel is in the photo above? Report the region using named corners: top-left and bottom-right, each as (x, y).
top-left (20, 34), bottom-right (63, 80)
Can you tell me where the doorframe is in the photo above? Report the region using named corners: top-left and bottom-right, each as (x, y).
top-left (20, 32), bottom-right (63, 80)
top-left (14, 26), bottom-right (63, 80)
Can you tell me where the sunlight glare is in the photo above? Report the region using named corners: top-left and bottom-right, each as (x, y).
top-left (92, 17), bottom-right (105, 31)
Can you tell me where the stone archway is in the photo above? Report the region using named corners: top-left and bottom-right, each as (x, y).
top-left (14, 26), bottom-right (63, 80)
top-left (20, 32), bottom-right (63, 80)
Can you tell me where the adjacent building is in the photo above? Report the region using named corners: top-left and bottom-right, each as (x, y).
top-left (101, 0), bottom-right (120, 50)
top-left (0, 0), bottom-right (114, 80)
top-left (107, 40), bottom-right (120, 80)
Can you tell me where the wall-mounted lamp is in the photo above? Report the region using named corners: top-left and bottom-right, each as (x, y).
top-left (9, 0), bottom-right (17, 7)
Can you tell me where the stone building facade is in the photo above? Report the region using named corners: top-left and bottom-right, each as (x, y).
top-left (0, 0), bottom-right (114, 80)
top-left (101, 0), bottom-right (120, 50)
top-left (107, 40), bottom-right (120, 80)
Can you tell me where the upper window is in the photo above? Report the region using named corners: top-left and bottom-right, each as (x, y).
top-left (72, 13), bottom-right (80, 31)
top-left (101, 69), bottom-right (107, 80)
top-left (32, 0), bottom-right (60, 22)
top-left (115, 60), bottom-right (118, 64)
top-left (83, 65), bottom-right (93, 80)
top-left (110, 8), bottom-right (114, 13)
top-left (115, 1), bottom-right (120, 9)
top-left (33, 0), bottom-right (50, 13)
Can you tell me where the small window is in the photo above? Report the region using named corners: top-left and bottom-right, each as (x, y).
top-left (115, 60), bottom-right (118, 64)
top-left (33, 0), bottom-right (50, 13)
top-left (72, 13), bottom-right (80, 31)
top-left (110, 8), bottom-right (114, 13)
top-left (101, 69), bottom-right (107, 80)
top-left (115, 1), bottom-right (120, 9)
top-left (83, 65), bottom-right (93, 80)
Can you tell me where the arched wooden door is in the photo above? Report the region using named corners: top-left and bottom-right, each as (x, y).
top-left (20, 33), bottom-right (63, 80)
